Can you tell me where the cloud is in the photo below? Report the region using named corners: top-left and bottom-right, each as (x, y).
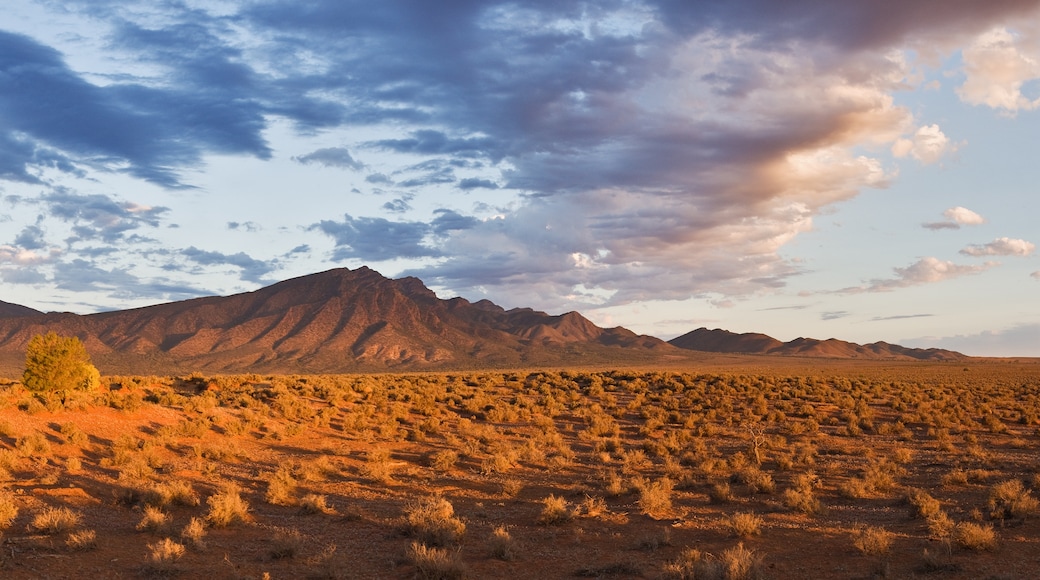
top-left (871, 313), bottom-right (934, 321)
top-left (181, 247), bottom-right (278, 284)
top-left (841, 257), bottom-right (995, 293)
top-left (922, 206), bottom-right (986, 230)
top-left (891, 124), bottom-right (955, 164)
top-left (5, 1), bottom-right (1040, 315)
top-left (227, 221), bottom-right (261, 232)
top-left (39, 191), bottom-right (169, 243)
top-left (311, 214), bottom-right (439, 261)
top-left (960, 237), bottom-right (1035, 256)
top-left (821, 311), bottom-right (849, 320)
top-left (458, 178), bottom-right (499, 190)
top-left (292, 147), bottom-right (364, 170)
top-left (1032, 271), bottom-right (1040, 280)
top-left (958, 27), bottom-right (1040, 113)
top-left (52, 259), bottom-right (209, 302)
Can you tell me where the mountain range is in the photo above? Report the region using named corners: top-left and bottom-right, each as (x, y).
top-left (0, 267), bottom-right (964, 376)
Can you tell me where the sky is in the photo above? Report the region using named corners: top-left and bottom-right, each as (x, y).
top-left (1, 1), bottom-right (1038, 357)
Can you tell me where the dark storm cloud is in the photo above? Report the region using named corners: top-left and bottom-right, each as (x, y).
top-left (310, 214), bottom-right (439, 261)
top-left (182, 247), bottom-right (278, 284)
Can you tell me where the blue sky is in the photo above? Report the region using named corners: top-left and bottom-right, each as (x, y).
top-left (1, 1), bottom-right (1038, 356)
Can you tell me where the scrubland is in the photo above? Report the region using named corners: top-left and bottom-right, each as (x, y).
top-left (0, 360), bottom-right (1037, 578)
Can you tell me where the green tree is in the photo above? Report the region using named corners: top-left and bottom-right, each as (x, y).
top-left (22, 332), bottom-right (100, 392)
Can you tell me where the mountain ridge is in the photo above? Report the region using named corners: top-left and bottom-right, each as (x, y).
top-left (0, 268), bottom-right (966, 375)
top-left (668, 327), bottom-right (965, 361)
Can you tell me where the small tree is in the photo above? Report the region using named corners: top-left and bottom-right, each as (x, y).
top-left (22, 332), bottom-right (100, 392)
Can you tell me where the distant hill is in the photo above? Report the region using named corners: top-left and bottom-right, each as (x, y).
top-left (0, 267), bottom-right (674, 375)
top-left (669, 327), bottom-right (965, 361)
top-left (0, 300), bottom-right (42, 318)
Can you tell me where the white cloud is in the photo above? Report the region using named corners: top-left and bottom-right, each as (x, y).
top-left (923, 206), bottom-right (986, 230)
top-left (960, 237), bottom-right (1035, 257)
top-left (891, 124), bottom-right (955, 164)
top-left (958, 27), bottom-right (1040, 113)
top-left (842, 256), bottom-right (994, 293)
top-left (0, 245), bottom-right (58, 265)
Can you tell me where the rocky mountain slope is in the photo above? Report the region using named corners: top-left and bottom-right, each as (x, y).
top-left (0, 267), bottom-right (672, 375)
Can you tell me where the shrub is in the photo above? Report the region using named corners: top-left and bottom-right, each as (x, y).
top-left (955, 522), bottom-right (996, 551)
top-left (136, 505), bottom-right (170, 533)
top-left (408, 541), bottom-right (467, 580)
top-left (0, 490), bottom-right (19, 528)
top-left (721, 543), bottom-right (763, 580)
top-left (180, 517), bottom-right (207, 550)
top-left (728, 512), bottom-right (763, 538)
top-left (538, 494), bottom-right (572, 525)
top-left (853, 526), bottom-right (894, 556)
top-left (66, 529), bottom-right (97, 551)
top-left (639, 478), bottom-right (675, 518)
top-left (206, 485), bottom-right (250, 527)
top-left (988, 479), bottom-right (1039, 519)
top-left (147, 538), bottom-right (186, 572)
top-left (906, 488), bottom-right (942, 519)
top-left (488, 526), bottom-right (514, 561)
top-left (404, 496), bottom-right (466, 546)
top-left (30, 506), bottom-right (82, 534)
top-left (22, 332), bottom-right (100, 392)
top-left (299, 493), bottom-right (335, 515)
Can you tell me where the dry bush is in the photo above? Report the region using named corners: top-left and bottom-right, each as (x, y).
top-left (638, 478), bottom-right (675, 518)
top-left (927, 511), bottom-right (955, 542)
top-left (66, 529), bottom-right (97, 551)
top-left (853, 526), bottom-right (894, 556)
top-left (146, 538), bottom-right (186, 573)
top-left (988, 479), bottom-right (1039, 519)
top-left (710, 482), bottom-right (735, 504)
top-left (429, 449), bottom-right (458, 472)
top-left (906, 488), bottom-right (942, 519)
top-left (408, 541), bottom-right (467, 580)
top-left (206, 485), bottom-right (250, 527)
top-left (488, 526), bottom-right (514, 561)
top-left (269, 527), bottom-right (304, 559)
top-left (149, 480), bottom-right (200, 508)
top-left (538, 494), bottom-right (572, 525)
top-left (299, 493), bottom-right (335, 515)
top-left (635, 526), bottom-right (672, 551)
top-left (0, 490), bottom-right (18, 528)
top-left (362, 447), bottom-right (396, 483)
top-left (16, 432), bottom-right (51, 458)
top-left (31, 506), bottom-right (82, 534)
top-left (575, 495), bottom-right (609, 519)
top-left (136, 505), bottom-right (171, 533)
top-left (727, 512), bottom-right (763, 538)
top-left (180, 517), bottom-right (207, 550)
top-left (265, 466), bottom-right (298, 506)
top-left (782, 472), bottom-right (821, 515)
top-left (59, 422), bottom-right (89, 446)
top-left (404, 496), bottom-right (466, 546)
top-left (955, 522), bottom-right (996, 551)
top-left (720, 543), bottom-right (764, 580)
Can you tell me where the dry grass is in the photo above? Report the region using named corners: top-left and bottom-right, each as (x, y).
top-left (206, 485), bottom-right (250, 527)
top-left (404, 496), bottom-right (466, 547)
top-left (537, 494), bottom-right (572, 525)
top-left (727, 512), bottom-right (763, 538)
top-left (408, 541), bottom-right (467, 580)
top-left (853, 526), bottom-right (894, 556)
top-left (955, 522), bottom-right (997, 551)
top-left (31, 506), bottom-right (82, 534)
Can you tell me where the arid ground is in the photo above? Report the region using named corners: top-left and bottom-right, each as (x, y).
top-left (0, 358), bottom-right (1038, 579)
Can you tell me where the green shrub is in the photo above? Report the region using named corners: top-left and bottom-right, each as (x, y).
top-left (22, 332), bottom-right (100, 393)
